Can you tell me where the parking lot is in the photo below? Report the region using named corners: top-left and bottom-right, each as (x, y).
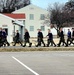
top-left (0, 51), bottom-right (74, 75)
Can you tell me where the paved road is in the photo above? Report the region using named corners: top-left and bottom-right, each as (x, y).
top-left (0, 51), bottom-right (74, 75)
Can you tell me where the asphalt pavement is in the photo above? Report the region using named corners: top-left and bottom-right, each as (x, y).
top-left (0, 51), bottom-right (74, 75)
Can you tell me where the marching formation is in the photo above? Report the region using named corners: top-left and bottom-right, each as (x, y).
top-left (0, 27), bottom-right (74, 47)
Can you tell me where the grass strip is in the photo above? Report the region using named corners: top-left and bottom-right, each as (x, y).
top-left (0, 47), bottom-right (74, 52)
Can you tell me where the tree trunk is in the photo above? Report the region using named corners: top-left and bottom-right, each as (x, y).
top-left (54, 25), bottom-right (59, 38)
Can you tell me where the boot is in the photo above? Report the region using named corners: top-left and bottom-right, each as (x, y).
top-left (7, 43), bottom-right (10, 46)
top-left (29, 43), bottom-right (32, 47)
top-left (36, 45), bottom-right (38, 47)
top-left (23, 45), bottom-right (26, 47)
top-left (43, 44), bottom-right (45, 47)
top-left (47, 44), bottom-right (49, 47)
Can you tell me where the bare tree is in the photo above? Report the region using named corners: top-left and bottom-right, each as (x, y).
top-left (44, 1), bottom-right (74, 37)
top-left (0, 0), bottom-right (31, 13)
top-left (44, 3), bottom-right (65, 37)
top-left (63, 0), bottom-right (74, 24)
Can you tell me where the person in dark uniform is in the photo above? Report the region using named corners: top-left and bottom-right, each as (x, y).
top-left (36, 29), bottom-right (45, 47)
top-left (46, 29), bottom-right (56, 47)
top-left (69, 28), bottom-right (74, 45)
top-left (71, 28), bottom-right (74, 43)
top-left (0, 28), bottom-right (3, 47)
top-left (23, 29), bottom-right (32, 47)
top-left (67, 29), bottom-right (74, 45)
top-left (57, 28), bottom-right (68, 47)
top-left (2, 29), bottom-right (10, 47)
top-left (13, 30), bottom-right (22, 46)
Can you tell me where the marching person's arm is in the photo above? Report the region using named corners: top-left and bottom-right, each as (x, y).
top-left (28, 32), bottom-right (30, 38)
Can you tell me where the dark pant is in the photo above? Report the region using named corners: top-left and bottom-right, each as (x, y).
top-left (69, 38), bottom-right (74, 45)
top-left (13, 38), bottom-right (22, 46)
top-left (67, 37), bottom-right (73, 45)
top-left (58, 37), bottom-right (68, 46)
top-left (47, 39), bottom-right (56, 47)
top-left (0, 37), bottom-right (3, 47)
top-left (23, 39), bottom-right (32, 47)
top-left (2, 38), bottom-right (10, 46)
top-left (36, 38), bottom-right (45, 47)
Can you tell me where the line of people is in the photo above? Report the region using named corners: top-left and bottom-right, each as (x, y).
top-left (0, 27), bottom-right (74, 47)
top-left (57, 28), bottom-right (74, 47)
top-left (13, 29), bottom-right (32, 47)
top-left (13, 28), bottom-right (74, 47)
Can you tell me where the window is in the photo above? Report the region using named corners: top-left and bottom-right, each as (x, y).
top-left (29, 14), bottom-right (34, 20)
top-left (30, 26), bottom-right (34, 31)
top-left (40, 14), bottom-right (45, 20)
top-left (41, 26), bottom-right (45, 31)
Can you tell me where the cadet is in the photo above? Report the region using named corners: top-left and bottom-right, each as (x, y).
top-left (47, 29), bottom-right (56, 47)
top-left (2, 29), bottom-right (10, 47)
top-left (23, 29), bottom-right (32, 47)
top-left (13, 30), bottom-right (22, 46)
top-left (57, 28), bottom-right (68, 47)
top-left (69, 28), bottom-right (74, 45)
top-left (0, 28), bottom-right (3, 47)
top-left (36, 29), bottom-right (45, 47)
top-left (72, 28), bottom-right (74, 43)
top-left (71, 28), bottom-right (74, 42)
top-left (67, 29), bottom-right (73, 45)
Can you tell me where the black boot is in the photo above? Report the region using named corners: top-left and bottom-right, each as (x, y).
top-left (36, 45), bottom-right (38, 47)
top-left (29, 43), bottom-right (32, 47)
top-left (7, 43), bottom-right (10, 46)
top-left (54, 43), bottom-right (56, 47)
top-left (23, 45), bottom-right (26, 47)
top-left (47, 44), bottom-right (49, 47)
top-left (43, 44), bottom-right (45, 47)
top-left (57, 44), bottom-right (60, 47)
top-left (65, 44), bottom-right (68, 47)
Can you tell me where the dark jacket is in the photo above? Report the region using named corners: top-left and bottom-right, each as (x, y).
top-left (24, 32), bottom-right (30, 39)
top-left (2, 31), bottom-right (7, 38)
top-left (15, 32), bottom-right (20, 39)
top-left (67, 31), bottom-right (71, 38)
top-left (38, 32), bottom-right (43, 38)
top-left (59, 31), bottom-right (64, 38)
top-left (0, 31), bottom-right (2, 37)
top-left (72, 31), bottom-right (74, 37)
top-left (47, 33), bottom-right (53, 40)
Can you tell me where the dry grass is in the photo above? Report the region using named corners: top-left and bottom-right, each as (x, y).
top-left (0, 47), bottom-right (74, 52)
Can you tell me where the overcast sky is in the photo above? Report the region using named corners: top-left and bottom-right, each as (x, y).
top-left (31, 0), bottom-right (68, 9)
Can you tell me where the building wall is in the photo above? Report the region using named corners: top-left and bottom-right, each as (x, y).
top-left (0, 15), bottom-right (14, 42)
top-left (13, 4), bottom-right (57, 37)
top-left (0, 14), bottom-right (24, 43)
